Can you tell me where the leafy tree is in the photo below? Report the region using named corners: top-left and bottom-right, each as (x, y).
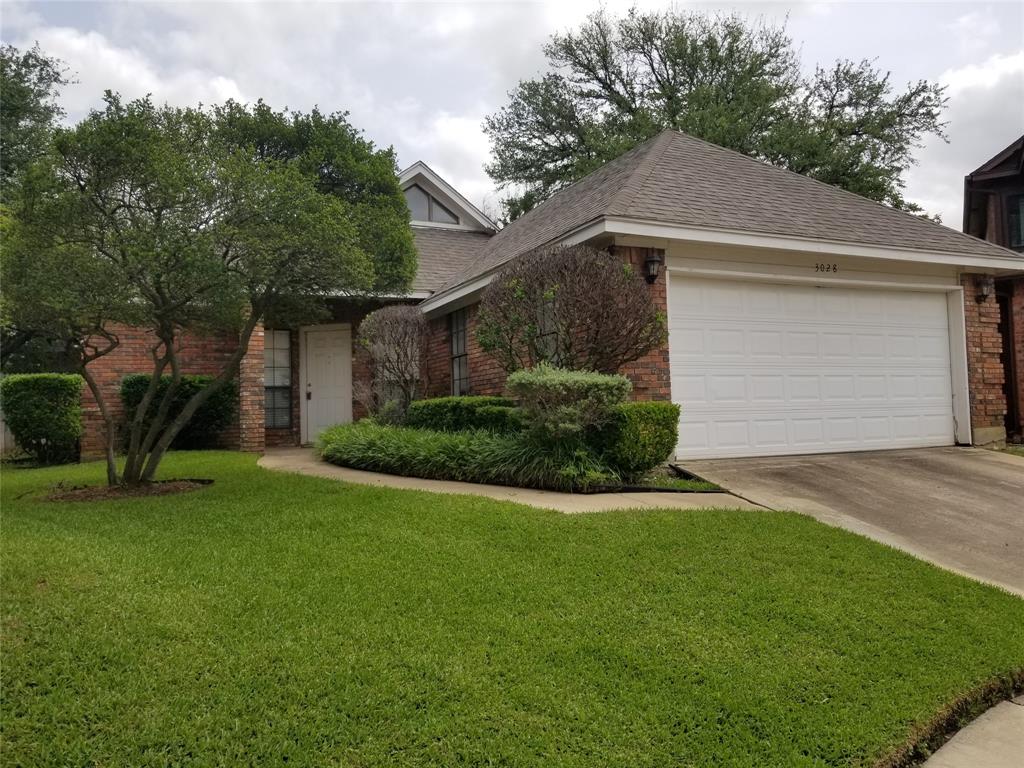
top-left (0, 43), bottom-right (71, 197)
top-left (485, 8), bottom-right (946, 220)
top-left (0, 44), bottom-right (74, 367)
top-left (4, 94), bottom-right (415, 487)
top-left (476, 245), bottom-right (666, 374)
top-left (357, 304), bottom-right (428, 415)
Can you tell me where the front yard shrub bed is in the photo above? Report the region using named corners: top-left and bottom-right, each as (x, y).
top-left (4, 452), bottom-right (1024, 766)
top-left (319, 422), bottom-right (612, 491)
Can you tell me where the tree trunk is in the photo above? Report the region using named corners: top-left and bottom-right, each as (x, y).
top-left (137, 314), bottom-right (261, 484)
top-left (79, 365), bottom-right (119, 487)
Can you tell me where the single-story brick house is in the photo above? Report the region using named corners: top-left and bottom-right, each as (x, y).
top-left (81, 129), bottom-right (1024, 460)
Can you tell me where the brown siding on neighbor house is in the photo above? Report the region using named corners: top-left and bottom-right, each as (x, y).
top-left (81, 323), bottom-right (265, 458)
top-left (961, 274), bottom-right (1007, 443)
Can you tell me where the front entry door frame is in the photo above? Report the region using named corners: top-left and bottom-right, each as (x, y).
top-left (299, 323), bottom-right (353, 444)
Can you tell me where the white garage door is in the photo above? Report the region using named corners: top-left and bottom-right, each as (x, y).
top-left (669, 277), bottom-right (955, 459)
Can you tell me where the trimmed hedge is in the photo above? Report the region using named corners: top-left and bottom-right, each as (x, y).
top-left (507, 364), bottom-right (631, 442)
top-left (120, 374), bottom-right (238, 450)
top-left (0, 373), bottom-right (83, 464)
top-left (594, 401), bottom-right (681, 482)
top-left (318, 422), bottom-right (613, 492)
top-left (405, 396), bottom-right (518, 433)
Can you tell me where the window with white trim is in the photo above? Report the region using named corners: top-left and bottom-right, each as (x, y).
top-left (264, 330), bottom-right (292, 428)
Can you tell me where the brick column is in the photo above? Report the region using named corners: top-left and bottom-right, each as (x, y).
top-left (238, 324), bottom-right (265, 453)
top-left (1007, 277), bottom-right (1024, 440)
top-left (612, 245), bottom-right (671, 402)
top-left (961, 274), bottom-right (1006, 445)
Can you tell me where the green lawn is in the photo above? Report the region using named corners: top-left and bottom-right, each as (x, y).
top-left (3, 452), bottom-right (1022, 767)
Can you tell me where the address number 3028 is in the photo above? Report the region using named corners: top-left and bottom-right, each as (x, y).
top-left (814, 263), bottom-right (839, 273)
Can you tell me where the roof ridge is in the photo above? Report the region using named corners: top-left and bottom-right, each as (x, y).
top-left (606, 130), bottom-right (678, 217)
top-left (669, 130), bottom-right (1018, 258)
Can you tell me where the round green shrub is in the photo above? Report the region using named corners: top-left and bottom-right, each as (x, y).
top-left (0, 373), bottom-right (83, 464)
top-left (594, 401), bottom-right (681, 481)
top-left (120, 374), bottom-right (238, 450)
top-left (506, 364), bottom-right (631, 442)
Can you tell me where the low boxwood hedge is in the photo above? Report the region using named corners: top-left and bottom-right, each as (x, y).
top-left (120, 374), bottom-right (238, 450)
top-left (0, 373), bottom-right (83, 464)
top-left (594, 401), bottom-right (681, 482)
top-left (318, 422), bottom-right (613, 492)
top-left (405, 395), bottom-right (519, 433)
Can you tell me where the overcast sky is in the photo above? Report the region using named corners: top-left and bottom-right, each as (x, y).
top-left (3, 1), bottom-right (1022, 229)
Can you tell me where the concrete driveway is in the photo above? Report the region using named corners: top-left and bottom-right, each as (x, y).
top-left (683, 447), bottom-right (1024, 596)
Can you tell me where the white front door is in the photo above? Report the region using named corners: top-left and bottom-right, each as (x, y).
top-left (669, 277), bottom-right (956, 459)
top-left (302, 326), bottom-right (353, 443)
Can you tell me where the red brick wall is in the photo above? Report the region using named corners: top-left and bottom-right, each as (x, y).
top-left (423, 316), bottom-right (451, 398)
top-left (961, 274), bottom-right (1006, 442)
top-left (612, 245), bottom-right (671, 401)
top-left (1007, 277), bottom-right (1024, 439)
top-left (419, 245), bottom-right (670, 401)
top-left (81, 323), bottom-right (265, 458)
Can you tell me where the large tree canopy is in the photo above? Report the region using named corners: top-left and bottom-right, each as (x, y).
top-left (485, 8), bottom-right (947, 221)
top-left (0, 43), bottom-right (71, 198)
top-left (3, 94), bottom-right (416, 486)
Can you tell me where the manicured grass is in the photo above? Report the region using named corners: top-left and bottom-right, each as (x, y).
top-left (3, 452), bottom-right (1023, 767)
top-left (638, 474), bottom-right (721, 492)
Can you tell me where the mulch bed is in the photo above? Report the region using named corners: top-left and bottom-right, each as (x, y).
top-left (47, 479), bottom-right (213, 502)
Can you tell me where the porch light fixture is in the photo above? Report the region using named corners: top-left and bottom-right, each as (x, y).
top-left (643, 251), bottom-right (664, 284)
top-left (975, 275), bottom-right (995, 303)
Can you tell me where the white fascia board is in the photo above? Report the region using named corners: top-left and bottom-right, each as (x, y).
top-left (399, 161), bottom-right (497, 232)
top-left (419, 275), bottom-right (491, 318)
top-left (603, 217), bottom-right (1024, 273)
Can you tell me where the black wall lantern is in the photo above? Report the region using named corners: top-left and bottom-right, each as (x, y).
top-left (643, 251), bottom-right (664, 284)
top-left (975, 275), bottom-right (995, 303)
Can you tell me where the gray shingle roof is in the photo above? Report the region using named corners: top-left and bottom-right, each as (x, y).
top-left (411, 227), bottom-right (493, 292)
top-left (433, 129), bottom-right (1020, 298)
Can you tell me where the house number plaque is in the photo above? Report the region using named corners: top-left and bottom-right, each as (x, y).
top-left (814, 263), bottom-right (839, 273)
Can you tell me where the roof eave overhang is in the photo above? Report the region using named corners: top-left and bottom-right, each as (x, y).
top-left (418, 217), bottom-right (1024, 317)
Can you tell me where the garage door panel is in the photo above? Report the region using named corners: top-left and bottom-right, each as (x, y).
top-left (670, 277), bottom-right (955, 458)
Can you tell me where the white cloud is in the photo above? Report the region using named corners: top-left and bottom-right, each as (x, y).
top-left (948, 8), bottom-right (1000, 57)
top-left (3, 1), bottom-right (1022, 221)
top-left (904, 50), bottom-right (1024, 227)
top-left (12, 26), bottom-right (248, 119)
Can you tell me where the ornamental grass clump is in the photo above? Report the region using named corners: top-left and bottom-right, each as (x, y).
top-left (317, 422), bottom-right (614, 492)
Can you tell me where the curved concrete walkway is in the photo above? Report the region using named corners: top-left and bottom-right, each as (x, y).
top-left (922, 695), bottom-right (1024, 768)
top-left (258, 447), bottom-right (762, 513)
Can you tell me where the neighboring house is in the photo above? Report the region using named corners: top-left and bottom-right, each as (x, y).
top-left (81, 129), bottom-right (1024, 460)
top-left (963, 135), bottom-right (1024, 442)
